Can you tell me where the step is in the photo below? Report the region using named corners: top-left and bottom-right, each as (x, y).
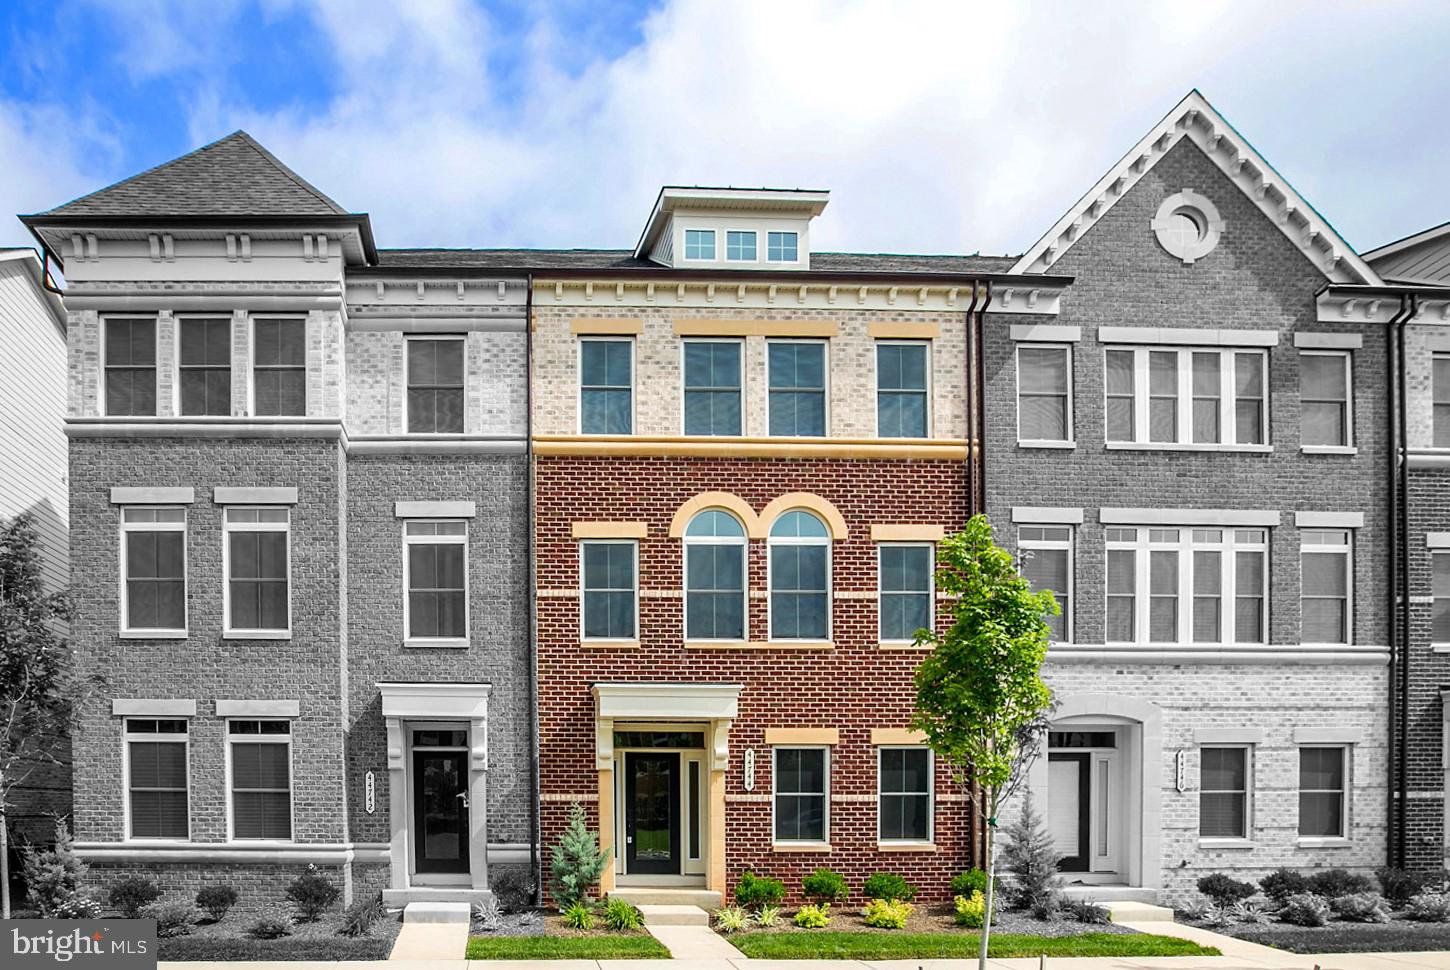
top-left (610, 886), bottom-right (723, 909)
top-left (402, 900), bottom-right (474, 923)
top-left (1062, 883), bottom-right (1160, 905)
top-left (636, 903), bottom-right (711, 926)
top-left (1102, 900), bottom-right (1176, 922)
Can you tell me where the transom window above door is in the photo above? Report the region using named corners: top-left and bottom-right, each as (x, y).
top-left (1105, 347), bottom-right (1267, 447)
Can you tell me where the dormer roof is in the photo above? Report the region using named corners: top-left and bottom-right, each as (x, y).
top-left (1363, 220), bottom-right (1450, 286)
top-left (633, 186), bottom-right (830, 259)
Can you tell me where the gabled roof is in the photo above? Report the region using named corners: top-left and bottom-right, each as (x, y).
top-left (1010, 90), bottom-right (1380, 285)
top-left (41, 130), bottom-right (348, 217)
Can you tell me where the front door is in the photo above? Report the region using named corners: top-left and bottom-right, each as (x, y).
top-left (413, 750), bottom-right (469, 874)
top-left (625, 752), bottom-right (680, 874)
top-left (1047, 752), bottom-right (1090, 872)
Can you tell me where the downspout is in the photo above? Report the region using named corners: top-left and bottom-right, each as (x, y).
top-left (1386, 292), bottom-right (1413, 867)
top-left (963, 282), bottom-right (981, 519)
top-left (525, 272), bottom-right (542, 904)
top-left (975, 281), bottom-right (994, 518)
top-left (40, 247), bottom-right (65, 296)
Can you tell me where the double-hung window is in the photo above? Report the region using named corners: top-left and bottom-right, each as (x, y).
top-left (407, 337), bottom-right (464, 433)
top-left (120, 507), bottom-right (186, 635)
top-left (877, 342), bottom-right (928, 438)
top-left (878, 747), bottom-right (932, 843)
top-left (1019, 526), bottom-right (1072, 641)
top-left (684, 229), bottom-right (716, 260)
top-left (878, 543), bottom-right (932, 643)
top-left (404, 520), bottom-right (468, 642)
top-left (726, 230), bottom-right (756, 261)
top-left (179, 318), bottom-right (231, 416)
top-left (580, 540), bottom-right (637, 640)
top-left (768, 511), bottom-right (830, 640)
top-left (767, 231), bottom-right (798, 262)
top-left (773, 746), bottom-right (827, 843)
top-left (1104, 347), bottom-right (1267, 446)
top-left (1017, 345), bottom-right (1072, 443)
top-left (126, 718), bottom-right (188, 839)
top-left (682, 340), bottom-right (742, 436)
top-left (105, 318), bottom-right (157, 416)
top-left (1104, 527), bottom-right (1267, 645)
top-left (684, 511), bottom-right (746, 641)
top-left (1199, 746), bottom-right (1249, 840)
top-left (1298, 746), bottom-right (1348, 839)
top-left (1301, 529), bottom-right (1351, 644)
top-left (767, 340), bottom-right (826, 437)
top-left (579, 338), bottom-right (632, 434)
top-left (253, 318), bottom-right (306, 416)
top-left (224, 507), bottom-right (290, 636)
top-left (1435, 354), bottom-right (1450, 447)
top-left (1299, 351), bottom-right (1351, 448)
top-left (228, 720), bottom-right (292, 840)
top-left (1434, 552), bottom-right (1450, 645)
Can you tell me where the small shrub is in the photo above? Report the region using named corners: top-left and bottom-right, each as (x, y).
top-left (1177, 899), bottom-right (1213, 923)
top-left (1063, 898), bottom-right (1110, 924)
top-left (1202, 905), bottom-right (1233, 928)
top-left (861, 872), bottom-right (916, 902)
top-left (22, 820), bottom-right (89, 917)
top-left (109, 877), bottom-right (161, 918)
top-left (1376, 867), bottom-right (1436, 906)
top-left (1230, 900), bottom-right (1271, 925)
top-left (794, 902), bottom-right (831, 928)
top-left (861, 897), bottom-right (913, 929)
top-left (473, 896), bottom-right (503, 932)
top-left (1196, 873), bottom-right (1257, 908)
top-left (953, 891), bottom-right (992, 928)
top-left (550, 802), bottom-right (611, 908)
top-left (195, 884), bottom-right (240, 921)
top-left (286, 865), bottom-right (341, 922)
top-left (602, 897), bottom-right (643, 931)
top-left (1331, 891), bottom-right (1391, 923)
top-left (999, 792), bottom-right (1063, 910)
top-left (338, 892), bottom-right (385, 937)
top-left (517, 910), bottom-right (542, 928)
top-left (801, 867), bottom-right (848, 903)
top-left (1258, 868), bottom-right (1310, 905)
top-left (1029, 892), bottom-right (1063, 922)
top-left (734, 871), bottom-right (786, 910)
top-left (561, 901), bottom-right (595, 930)
top-left (54, 894), bottom-right (102, 919)
top-left (1408, 892), bottom-right (1450, 923)
top-left (1279, 893), bottom-right (1330, 927)
top-left (247, 912), bottom-right (293, 940)
top-left (142, 900), bottom-right (198, 938)
top-left (714, 905), bottom-right (751, 934)
top-left (754, 904), bottom-right (782, 928)
top-left (1305, 868), bottom-right (1375, 900)
top-left (949, 868), bottom-right (992, 899)
top-left (491, 867), bottom-right (536, 913)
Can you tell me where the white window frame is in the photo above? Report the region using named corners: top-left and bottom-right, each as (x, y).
top-left (403, 334), bottom-right (466, 435)
top-left (176, 314), bottom-right (234, 418)
top-left (577, 336), bottom-right (635, 436)
top-left (771, 745), bottom-right (830, 846)
top-left (767, 512), bottom-right (832, 642)
top-left (1298, 349), bottom-right (1353, 452)
top-left (123, 718), bottom-right (190, 842)
top-left (1198, 743), bottom-right (1252, 843)
top-left (682, 512), bottom-right (748, 643)
top-left (119, 506), bottom-right (188, 637)
top-left (1297, 744), bottom-right (1350, 843)
top-left (101, 314), bottom-right (160, 418)
top-left (725, 230), bottom-right (757, 262)
top-left (1016, 343), bottom-right (1074, 446)
top-left (1104, 346), bottom-right (1269, 449)
top-left (679, 337), bottom-right (744, 437)
top-left (249, 315), bottom-right (308, 418)
top-left (683, 228), bottom-right (717, 261)
top-left (402, 519), bottom-right (470, 645)
top-left (767, 231), bottom-right (799, 263)
top-left (1018, 525), bottom-right (1073, 643)
top-left (224, 718), bottom-right (295, 843)
top-left (766, 338), bottom-right (829, 438)
top-left (579, 539), bottom-right (639, 641)
top-left (874, 340), bottom-right (931, 438)
top-left (877, 542), bottom-right (934, 644)
top-left (1300, 528), bottom-right (1353, 646)
top-left (1434, 352), bottom-right (1450, 448)
top-left (1103, 526), bottom-right (1268, 646)
top-left (223, 507), bottom-right (292, 638)
top-left (1433, 550), bottom-right (1450, 648)
top-left (876, 745), bottom-right (934, 844)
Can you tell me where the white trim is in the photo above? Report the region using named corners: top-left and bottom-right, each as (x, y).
top-left (1296, 743), bottom-right (1351, 841)
top-left (1016, 343), bottom-right (1074, 446)
top-left (113, 699), bottom-right (196, 717)
top-left (1103, 346), bottom-right (1268, 447)
top-left (1193, 728), bottom-right (1264, 743)
top-left (767, 511), bottom-right (833, 642)
top-left (1019, 523), bottom-right (1074, 644)
top-left (679, 337), bottom-right (744, 437)
top-left (1294, 332), bottom-right (1363, 350)
top-left (876, 745), bottom-right (934, 844)
top-left (214, 487), bottom-right (297, 505)
top-left (579, 538), bottom-right (639, 642)
top-left (681, 227), bottom-right (718, 262)
top-left (681, 510), bottom-right (748, 643)
top-left (725, 229), bottom-right (758, 262)
top-left (1427, 533), bottom-right (1450, 549)
top-left (1048, 644), bottom-right (1387, 665)
top-left (873, 339), bottom-right (932, 439)
top-left (224, 718), bottom-right (295, 843)
top-left (577, 335), bottom-right (636, 436)
top-left (395, 501), bottom-right (477, 519)
top-left (111, 487), bottom-right (194, 505)
top-left (378, 682), bottom-right (491, 720)
top-left (403, 519), bottom-right (470, 646)
top-left (122, 716), bottom-right (190, 842)
top-left (592, 683), bottom-right (742, 721)
top-left (1097, 327), bottom-right (1278, 347)
top-left (215, 700), bottom-right (300, 718)
top-left (1197, 742), bottom-right (1252, 842)
top-left (101, 314), bottom-right (161, 419)
top-left (766, 337), bottom-right (830, 438)
top-left (766, 230), bottom-right (800, 264)
top-left (1300, 527), bottom-right (1354, 647)
top-left (1294, 511), bottom-right (1364, 528)
top-left (1428, 334), bottom-right (1450, 353)
top-left (771, 744), bottom-right (830, 847)
top-left (1363, 219), bottom-right (1450, 262)
top-left (1152, 190), bottom-right (1224, 264)
top-left (1298, 350), bottom-right (1353, 450)
top-left (403, 333), bottom-right (467, 435)
top-left (119, 506), bottom-right (188, 637)
top-left (1099, 508), bottom-right (1280, 526)
top-left (1010, 90), bottom-right (1380, 285)
top-left (222, 506), bottom-right (292, 638)
top-left (1010, 324), bottom-right (1081, 342)
top-left (1012, 507), bottom-right (1085, 524)
top-left (877, 542), bottom-right (935, 644)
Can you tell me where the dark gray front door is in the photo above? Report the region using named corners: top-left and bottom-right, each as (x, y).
top-left (625, 752), bottom-right (680, 875)
top-left (413, 750), bottom-right (469, 874)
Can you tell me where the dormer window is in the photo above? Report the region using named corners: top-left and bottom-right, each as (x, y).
top-left (768, 232), bottom-right (799, 262)
top-left (726, 231), bottom-right (757, 261)
top-left (684, 229), bottom-right (716, 260)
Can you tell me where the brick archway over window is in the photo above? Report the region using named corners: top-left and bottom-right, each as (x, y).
top-left (757, 492), bottom-right (849, 540)
top-left (668, 492), bottom-right (761, 538)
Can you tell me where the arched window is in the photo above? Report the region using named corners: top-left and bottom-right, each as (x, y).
top-left (684, 510), bottom-right (747, 640)
top-left (768, 510), bottom-right (830, 640)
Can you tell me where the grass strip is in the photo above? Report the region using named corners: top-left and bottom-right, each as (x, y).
top-left (466, 934), bottom-right (671, 960)
top-left (731, 930), bottom-right (1219, 960)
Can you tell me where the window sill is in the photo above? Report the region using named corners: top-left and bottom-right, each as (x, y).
top-left (579, 639), bottom-right (640, 649)
top-left (877, 842), bottom-right (936, 853)
top-left (772, 843), bottom-right (832, 853)
top-left (1104, 442), bottom-right (1272, 453)
top-left (1296, 837), bottom-right (1351, 849)
top-left (1017, 440), bottom-right (1077, 450)
top-left (119, 630), bottom-right (188, 639)
top-left (223, 631), bottom-right (292, 640)
top-left (1197, 838), bottom-right (1255, 850)
top-left (1433, 644), bottom-right (1450, 654)
top-left (877, 642), bottom-right (932, 651)
top-left (402, 638), bottom-right (469, 650)
top-left (1302, 445), bottom-right (1357, 455)
top-left (684, 640), bottom-right (834, 650)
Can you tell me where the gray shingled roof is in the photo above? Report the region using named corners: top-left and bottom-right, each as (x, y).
top-left (374, 248), bottom-right (1020, 274)
top-left (44, 131), bottom-right (348, 217)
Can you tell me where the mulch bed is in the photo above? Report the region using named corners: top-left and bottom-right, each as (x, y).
top-left (730, 900), bottom-right (1133, 937)
top-left (1213, 919), bottom-right (1450, 954)
top-left (156, 908), bottom-right (401, 962)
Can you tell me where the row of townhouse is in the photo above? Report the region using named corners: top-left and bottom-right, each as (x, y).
top-left (13, 90), bottom-right (1450, 911)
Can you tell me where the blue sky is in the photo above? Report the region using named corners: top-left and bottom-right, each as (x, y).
top-left (2, 0), bottom-right (1448, 258)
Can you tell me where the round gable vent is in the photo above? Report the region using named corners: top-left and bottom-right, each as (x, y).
top-left (1152, 190), bottom-right (1224, 264)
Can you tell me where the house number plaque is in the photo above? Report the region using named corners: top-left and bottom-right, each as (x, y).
top-left (365, 771), bottom-right (376, 813)
top-left (743, 748), bottom-right (755, 792)
top-left (1174, 750), bottom-right (1187, 793)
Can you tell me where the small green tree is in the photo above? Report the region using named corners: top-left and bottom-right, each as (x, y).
top-left (912, 515), bottom-right (1055, 970)
top-left (549, 802), bottom-right (612, 908)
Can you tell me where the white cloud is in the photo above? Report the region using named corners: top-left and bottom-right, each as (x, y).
top-left (0, 100), bottom-right (120, 253)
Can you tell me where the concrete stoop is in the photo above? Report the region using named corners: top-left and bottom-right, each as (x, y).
top-left (402, 900), bottom-right (473, 923)
top-left (1101, 899), bottom-right (1176, 922)
top-left (637, 903), bottom-right (712, 926)
top-left (609, 886), bottom-right (723, 909)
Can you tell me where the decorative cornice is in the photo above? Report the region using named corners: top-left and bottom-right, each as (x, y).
top-left (533, 278), bottom-right (1037, 315)
top-left (532, 434), bottom-right (967, 460)
top-left (1316, 291), bottom-right (1450, 324)
top-left (1047, 644), bottom-right (1388, 666)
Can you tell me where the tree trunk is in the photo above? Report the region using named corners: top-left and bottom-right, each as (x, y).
top-left (1, 798), bottom-right (10, 920)
top-left (978, 787), bottom-right (996, 970)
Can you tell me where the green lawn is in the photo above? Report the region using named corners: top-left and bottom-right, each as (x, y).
top-left (731, 930), bottom-right (1220, 960)
top-left (466, 935), bottom-right (671, 960)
